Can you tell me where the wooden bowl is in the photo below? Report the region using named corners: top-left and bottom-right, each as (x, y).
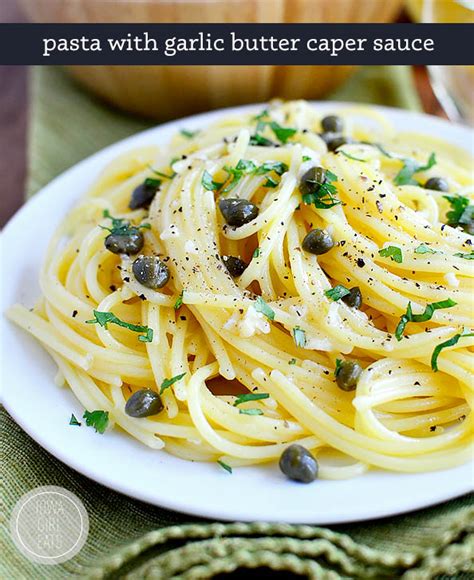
top-left (20, 0), bottom-right (403, 120)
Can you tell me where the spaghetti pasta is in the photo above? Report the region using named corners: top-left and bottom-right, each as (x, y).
top-left (7, 101), bottom-right (474, 479)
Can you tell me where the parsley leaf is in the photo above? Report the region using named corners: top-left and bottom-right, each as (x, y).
top-left (249, 133), bottom-right (274, 147)
top-left (414, 243), bottom-right (437, 255)
top-left (174, 291), bottom-right (184, 310)
top-left (378, 246), bottom-right (403, 264)
top-left (202, 170), bottom-right (224, 191)
top-left (302, 169), bottom-right (340, 209)
top-left (83, 410), bottom-right (109, 434)
top-left (236, 159), bottom-right (257, 173)
top-left (454, 251), bottom-right (474, 260)
top-left (340, 150), bottom-right (367, 162)
top-left (255, 161), bottom-right (288, 176)
top-left (264, 176), bottom-right (278, 188)
top-left (254, 296), bottom-right (275, 321)
top-left (144, 177), bottom-right (162, 189)
top-left (239, 408), bottom-right (264, 416)
top-left (160, 372), bottom-right (186, 395)
top-left (288, 358), bottom-right (297, 365)
top-left (302, 155), bottom-right (312, 162)
top-left (86, 310), bottom-right (153, 342)
top-left (395, 298), bottom-right (457, 341)
top-left (69, 414), bottom-right (81, 426)
top-left (394, 152), bottom-right (437, 186)
top-left (234, 393), bottom-right (270, 406)
top-left (292, 326), bottom-right (306, 348)
top-left (444, 195), bottom-right (473, 228)
top-left (252, 247), bottom-right (261, 258)
top-left (334, 358), bottom-right (343, 377)
top-left (431, 331), bottom-right (474, 371)
top-left (221, 159), bottom-right (257, 193)
top-left (268, 121), bottom-right (297, 144)
top-left (180, 129), bottom-right (198, 138)
top-left (325, 284), bottom-right (350, 302)
top-left (148, 164), bottom-right (175, 179)
top-left (217, 459), bottom-right (233, 474)
top-left (101, 210), bottom-right (150, 237)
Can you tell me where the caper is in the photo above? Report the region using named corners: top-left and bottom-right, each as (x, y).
top-left (424, 177), bottom-right (449, 192)
top-left (105, 231), bottom-right (144, 255)
top-left (302, 229), bottom-right (334, 255)
top-left (125, 388), bottom-right (164, 418)
top-left (342, 286), bottom-right (362, 309)
top-left (132, 255), bottom-right (170, 289)
top-left (129, 180), bottom-right (160, 210)
top-left (219, 198), bottom-right (259, 227)
top-left (336, 361), bottom-right (362, 391)
top-left (279, 444), bottom-right (318, 483)
top-left (320, 132), bottom-right (354, 152)
top-left (321, 115), bottom-right (344, 133)
top-left (222, 255), bottom-right (248, 277)
top-left (299, 166), bottom-right (326, 197)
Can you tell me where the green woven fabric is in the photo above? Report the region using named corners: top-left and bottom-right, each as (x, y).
top-left (2, 65), bottom-right (473, 579)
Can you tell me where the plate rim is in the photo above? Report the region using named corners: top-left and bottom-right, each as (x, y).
top-left (2, 101), bottom-right (473, 525)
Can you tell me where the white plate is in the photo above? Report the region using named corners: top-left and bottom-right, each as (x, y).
top-left (1, 103), bottom-right (473, 524)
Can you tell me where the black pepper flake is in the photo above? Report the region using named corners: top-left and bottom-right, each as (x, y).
top-left (109, 285), bottom-right (116, 292)
top-left (376, 200), bottom-right (383, 214)
top-left (123, 277), bottom-right (130, 283)
top-left (430, 426), bottom-right (436, 432)
top-left (72, 310), bottom-right (78, 318)
top-left (357, 258), bottom-right (365, 268)
top-left (414, 381), bottom-right (420, 386)
top-left (180, 316), bottom-right (187, 321)
top-left (139, 294), bottom-right (147, 301)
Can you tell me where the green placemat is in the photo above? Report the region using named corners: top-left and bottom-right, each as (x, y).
top-left (2, 65), bottom-right (473, 579)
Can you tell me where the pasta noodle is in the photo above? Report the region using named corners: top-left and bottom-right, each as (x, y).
top-left (7, 101), bottom-right (473, 479)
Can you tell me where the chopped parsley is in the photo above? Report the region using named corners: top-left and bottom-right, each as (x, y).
top-left (249, 134), bottom-right (274, 147)
top-left (444, 194), bottom-right (473, 228)
top-left (202, 170), bottom-right (224, 192)
top-left (180, 129), bottom-right (198, 138)
top-left (86, 310), bottom-right (153, 342)
top-left (395, 298), bottom-right (457, 341)
top-left (302, 169), bottom-right (340, 209)
top-left (252, 247), bottom-right (261, 258)
top-left (101, 210), bottom-right (150, 237)
top-left (83, 410), bottom-right (109, 434)
top-left (288, 358), bottom-right (297, 365)
top-left (148, 164), bottom-right (175, 179)
top-left (414, 243), bottom-right (437, 255)
top-left (431, 331), bottom-right (474, 371)
top-left (302, 155), bottom-right (312, 162)
top-left (254, 296), bottom-right (275, 321)
top-left (334, 358), bottom-right (343, 377)
top-left (264, 176), bottom-right (278, 188)
top-left (234, 393), bottom-right (269, 406)
top-left (454, 251), bottom-right (474, 260)
top-left (217, 460), bottom-right (233, 474)
top-left (144, 177), bottom-right (161, 189)
top-left (378, 246), bottom-right (403, 264)
top-left (268, 121), bottom-right (297, 144)
top-left (69, 414), bottom-right (81, 426)
top-left (250, 112), bottom-right (297, 145)
top-left (160, 372), bottom-right (186, 395)
top-left (325, 284), bottom-right (350, 302)
top-left (340, 150), bottom-right (367, 162)
top-left (174, 291), bottom-right (184, 310)
top-left (239, 408), bottom-right (264, 416)
top-left (255, 161), bottom-right (288, 176)
top-left (292, 326), bottom-right (306, 348)
top-left (394, 152), bottom-right (437, 186)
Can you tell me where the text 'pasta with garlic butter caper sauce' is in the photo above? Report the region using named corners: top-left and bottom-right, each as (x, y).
top-left (8, 101), bottom-right (473, 482)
